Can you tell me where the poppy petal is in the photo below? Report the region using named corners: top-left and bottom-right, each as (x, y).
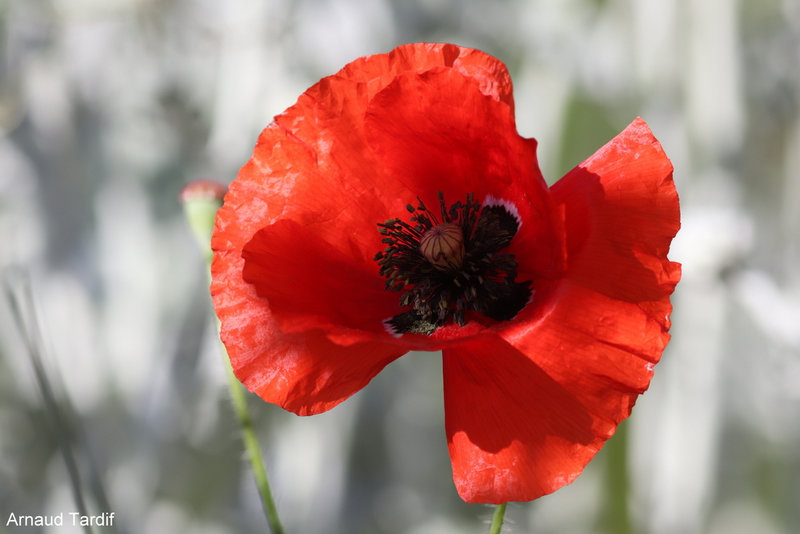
top-left (443, 118), bottom-right (679, 503)
top-left (443, 335), bottom-right (600, 503)
top-left (502, 118), bottom-right (680, 429)
top-left (212, 241), bottom-right (406, 415)
top-left (214, 43), bottom-right (520, 271)
top-left (550, 117), bottom-right (681, 310)
top-left (211, 46), bottom-right (516, 412)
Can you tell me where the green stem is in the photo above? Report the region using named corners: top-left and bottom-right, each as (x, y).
top-left (489, 503), bottom-right (507, 534)
top-left (222, 344), bottom-right (285, 534)
top-left (599, 420), bottom-right (631, 534)
top-left (182, 184), bottom-right (284, 532)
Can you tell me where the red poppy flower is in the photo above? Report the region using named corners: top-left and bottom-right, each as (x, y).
top-left (210, 43), bottom-right (680, 504)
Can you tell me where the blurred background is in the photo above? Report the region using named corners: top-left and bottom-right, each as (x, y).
top-left (1, 0), bottom-right (799, 533)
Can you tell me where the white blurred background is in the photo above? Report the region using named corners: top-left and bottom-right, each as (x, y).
top-left (1, 1), bottom-right (798, 533)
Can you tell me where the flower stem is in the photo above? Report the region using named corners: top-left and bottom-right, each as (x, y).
top-left (221, 340), bottom-right (285, 534)
top-left (489, 503), bottom-right (507, 534)
top-left (599, 420), bottom-right (631, 534)
top-left (180, 183), bottom-right (284, 533)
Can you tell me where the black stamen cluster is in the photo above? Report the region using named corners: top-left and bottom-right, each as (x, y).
top-left (374, 192), bottom-right (532, 335)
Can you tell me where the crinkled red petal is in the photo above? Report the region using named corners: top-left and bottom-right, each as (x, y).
top-left (214, 43), bottom-right (518, 272)
top-left (444, 118), bottom-right (680, 503)
top-left (212, 239), bottom-right (406, 415)
top-left (211, 44), bottom-right (521, 413)
top-left (550, 117), bottom-right (681, 315)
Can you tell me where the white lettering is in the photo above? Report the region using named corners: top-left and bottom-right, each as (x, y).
top-left (6, 512), bottom-right (64, 526)
top-left (69, 512), bottom-right (116, 527)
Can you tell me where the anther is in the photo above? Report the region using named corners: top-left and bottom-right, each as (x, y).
top-left (375, 192), bottom-right (532, 335)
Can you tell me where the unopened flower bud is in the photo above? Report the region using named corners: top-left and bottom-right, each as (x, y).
top-left (180, 180), bottom-right (227, 262)
top-left (419, 222), bottom-right (465, 271)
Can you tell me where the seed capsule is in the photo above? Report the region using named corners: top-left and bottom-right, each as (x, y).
top-left (419, 222), bottom-right (465, 271)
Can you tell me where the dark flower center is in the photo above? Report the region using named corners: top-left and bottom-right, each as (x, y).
top-left (374, 192), bottom-right (532, 336)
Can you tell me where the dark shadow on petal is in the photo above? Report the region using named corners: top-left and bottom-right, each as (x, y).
top-left (242, 219), bottom-right (398, 337)
top-left (443, 336), bottom-right (596, 454)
